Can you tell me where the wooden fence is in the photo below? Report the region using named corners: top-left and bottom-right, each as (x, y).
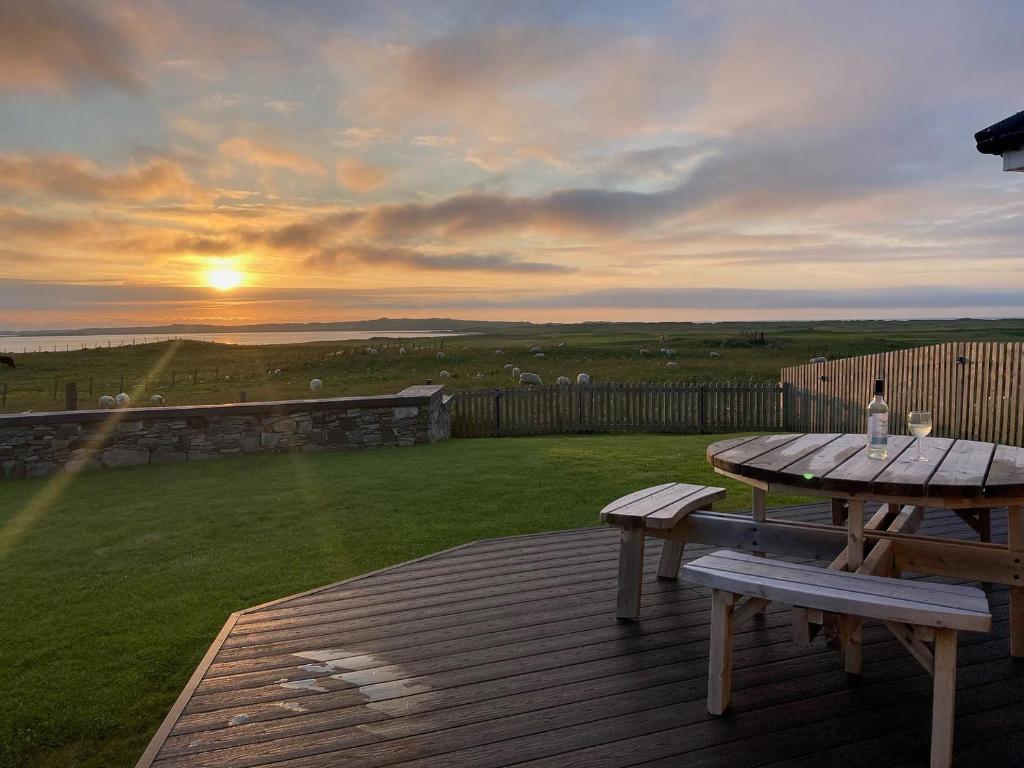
top-left (781, 341), bottom-right (1024, 446)
top-left (450, 382), bottom-right (783, 437)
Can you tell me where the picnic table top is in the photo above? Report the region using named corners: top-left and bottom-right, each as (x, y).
top-left (707, 433), bottom-right (1024, 505)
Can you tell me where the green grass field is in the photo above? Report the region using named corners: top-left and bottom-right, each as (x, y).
top-left (0, 433), bottom-right (814, 768)
top-left (3, 318), bottom-right (1024, 414)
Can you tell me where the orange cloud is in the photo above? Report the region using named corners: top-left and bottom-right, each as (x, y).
top-left (219, 137), bottom-right (325, 176)
top-left (0, 0), bottom-right (142, 93)
top-left (336, 158), bottom-right (391, 192)
top-left (0, 153), bottom-right (201, 202)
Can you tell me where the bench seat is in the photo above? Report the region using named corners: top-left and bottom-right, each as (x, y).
top-left (683, 550), bottom-right (992, 768)
top-left (600, 483), bottom-right (726, 619)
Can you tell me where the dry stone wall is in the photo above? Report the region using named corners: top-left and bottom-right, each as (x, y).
top-left (0, 385), bottom-right (449, 480)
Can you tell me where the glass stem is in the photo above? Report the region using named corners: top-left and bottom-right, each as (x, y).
top-left (917, 438), bottom-right (922, 461)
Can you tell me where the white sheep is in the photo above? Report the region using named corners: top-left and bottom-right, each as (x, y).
top-left (666, 361), bottom-right (678, 368)
top-left (494, 348), bottom-right (504, 355)
top-left (640, 348), bottom-right (651, 357)
top-left (534, 352), bottom-right (545, 359)
top-left (556, 376), bottom-right (571, 386)
top-left (529, 346), bottom-right (543, 353)
top-left (557, 341), bottom-right (567, 348)
top-left (310, 378), bottom-right (323, 391)
top-left (519, 372), bottom-right (542, 387)
top-left (810, 356), bottom-right (827, 363)
top-left (436, 351), bottom-right (445, 359)
top-left (399, 347), bottom-right (406, 355)
top-left (369, 348), bottom-right (379, 355)
top-left (439, 370), bottom-right (451, 379)
top-left (663, 348), bottom-right (677, 357)
top-left (149, 394), bottom-right (165, 405)
top-left (503, 363), bottom-right (513, 373)
top-left (115, 392), bottom-right (131, 407)
top-left (511, 366), bottom-right (522, 379)
top-left (273, 368), bottom-right (282, 375)
top-left (709, 351), bottom-right (721, 358)
top-left (98, 395), bottom-right (115, 409)
top-left (576, 372), bottom-right (591, 385)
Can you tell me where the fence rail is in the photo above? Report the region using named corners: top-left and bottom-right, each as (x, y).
top-left (781, 341), bottom-right (1024, 446)
top-left (451, 382), bottom-right (783, 438)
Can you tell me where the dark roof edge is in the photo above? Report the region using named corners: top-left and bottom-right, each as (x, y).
top-left (976, 110), bottom-right (1024, 155)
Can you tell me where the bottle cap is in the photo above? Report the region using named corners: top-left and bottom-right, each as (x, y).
top-left (874, 378), bottom-right (884, 396)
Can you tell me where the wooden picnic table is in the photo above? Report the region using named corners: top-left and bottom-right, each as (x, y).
top-left (706, 433), bottom-right (1024, 661)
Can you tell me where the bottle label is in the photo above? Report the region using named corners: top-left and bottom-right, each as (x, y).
top-left (868, 413), bottom-right (888, 446)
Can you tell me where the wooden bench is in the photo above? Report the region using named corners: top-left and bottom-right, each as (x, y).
top-left (682, 550), bottom-right (992, 768)
top-left (600, 483), bottom-right (727, 620)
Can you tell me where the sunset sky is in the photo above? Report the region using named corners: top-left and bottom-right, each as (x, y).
top-left (1, 0), bottom-right (1023, 330)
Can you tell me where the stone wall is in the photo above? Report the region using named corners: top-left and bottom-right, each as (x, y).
top-left (0, 385), bottom-right (449, 480)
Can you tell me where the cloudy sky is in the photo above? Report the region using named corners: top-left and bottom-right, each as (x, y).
top-left (1, 0), bottom-right (1022, 330)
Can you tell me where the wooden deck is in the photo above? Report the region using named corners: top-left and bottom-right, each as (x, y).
top-left (138, 505), bottom-right (1024, 768)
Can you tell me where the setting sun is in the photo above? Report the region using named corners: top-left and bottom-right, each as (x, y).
top-left (207, 268), bottom-right (243, 292)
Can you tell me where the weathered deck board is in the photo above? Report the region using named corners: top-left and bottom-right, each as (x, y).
top-left (139, 505), bottom-right (1023, 768)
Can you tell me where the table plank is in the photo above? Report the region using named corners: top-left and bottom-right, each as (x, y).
top-left (985, 445), bottom-right (1024, 499)
top-left (820, 435), bottom-right (915, 492)
top-left (926, 440), bottom-right (996, 500)
top-left (705, 435), bottom-right (760, 459)
top-left (871, 437), bottom-right (955, 497)
top-left (745, 434), bottom-right (844, 478)
top-left (711, 434), bottom-right (802, 475)
top-left (780, 434), bottom-right (866, 485)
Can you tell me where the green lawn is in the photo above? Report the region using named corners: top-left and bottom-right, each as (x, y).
top-left (0, 433), bottom-right (813, 767)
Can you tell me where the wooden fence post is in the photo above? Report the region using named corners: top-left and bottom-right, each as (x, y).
top-left (64, 382), bottom-right (78, 411)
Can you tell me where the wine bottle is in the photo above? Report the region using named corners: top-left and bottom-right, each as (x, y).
top-left (867, 378), bottom-right (888, 460)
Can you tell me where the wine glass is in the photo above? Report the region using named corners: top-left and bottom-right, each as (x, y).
top-left (908, 411), bottom-right (933, 462)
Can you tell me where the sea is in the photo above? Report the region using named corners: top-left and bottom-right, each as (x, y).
top-left (0, 330), bottom-right (465, 353)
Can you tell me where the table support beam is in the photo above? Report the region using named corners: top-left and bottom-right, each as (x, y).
top-left (1009, 505), bottom-right (1023, 658)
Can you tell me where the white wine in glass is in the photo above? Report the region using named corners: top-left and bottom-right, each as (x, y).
top-left (908, 411), bottom-right (933, 462)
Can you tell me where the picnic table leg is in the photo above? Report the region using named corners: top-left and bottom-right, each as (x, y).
top-left (708, 588), bottom-right (737, 715)
top-left (657, 539), bottom-right (686, 579)
top-left (752, 488), bottom-right (766, 557)
top-left (1009, 505), bottom-right (1024, 657)
top-left (616, 527), bottom-right (645, 620)
top-left (931, 628), bottom-right (958, 768)
top-left (844, 499), bottom-right (866, 673)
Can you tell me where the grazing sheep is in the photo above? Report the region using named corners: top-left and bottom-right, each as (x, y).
top-left (310, 378), bottom-right (323, 391)
top-left (494, 349), bottom-right (504, 355)
top-left (666, 361), bottom-right (678, 368)
top-left (439, 370), bottom-right (451, 378)
top-left (709, 351), bottom-right (721, 358)
top-left (436, 351), bottom-right (445, 359)
top-left (663, 348), bottom-right (677, 357)
top-left (273, 368), bottom-right (282, 375)
top-left (558, 341), bottom-right (567, 348)
top-left (399, 347), bottom-right (406, 354)
top-left (534, 352), bottom-right (545, 359)
top-left (98, 395), bottom-right (115, 409)
top-left (640, 348), bottom-right (651, 357)
top-left (511, 366), bottom-right (522, 379)
top-left (149, 394), bottom-right (165, 405)
top-left (115, 392), bottom-right (131, 407)
top-left (0, 354), bottom-right (14, 368)
top-left (576, 372), bottom-right (591, 385)
top-left (529, 346), bottom-right (542, 353)
top-left (503, 363), bottom-right (514, 373)
top-left (810, 356), bottom-right (827, 363)
top-left (519, 372), bottom-right (542, 387)
top-left (556, 376), bottom-right (571, 386)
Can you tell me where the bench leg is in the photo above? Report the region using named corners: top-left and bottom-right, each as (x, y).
top-left (708, 588), bottom-right (736, 715)
top-left (931, 629), bottom-right (958, 768)
top-left (841, 615), bottom-right (863, 675)
top-left (616, 527), bottom-right (645, 620)
top-left (1011, 506), bottom-right (1024, 657)
top-left (657, 540), bottom-right (686, 579)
